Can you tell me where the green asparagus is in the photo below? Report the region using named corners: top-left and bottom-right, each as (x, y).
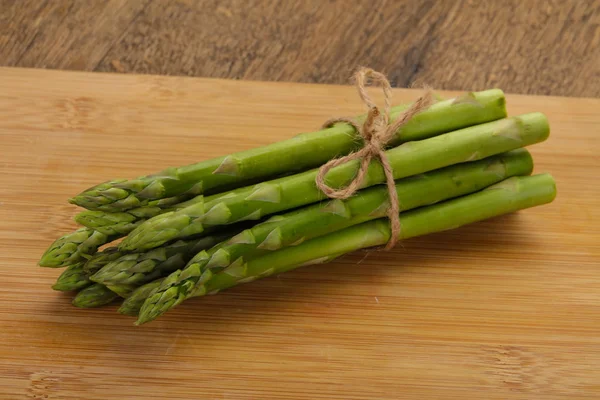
top-left (121, 113), bottom-right (549, 252)
top-left (105, 283), bottom-right (137, 298)
top-left (118, 278), bottom-right (165, 316)
top-left (40, 227), bottom-right (114, 268)
top-left (134, 150), bottom-right (533, 317)
top-left (82, 246), bottom-right (123, 275)
top-left (70, 90), bottom-right (507, 212)
top-left (53, 234), bottom-right (242, 306)
top-left (90, 234), bottom-right (233, 286)
top-left (61, 235), bottom-right (240, 304)
top-left (137, 173), bottom-right (556, 324)
top-left (74, 184), bottom-right (253, 236)
top-left (72, 283), bottom-right (119, 308)
top-left (74, 195), bottom-right (206, 236)
top-left (52, 263), bottom-right (91, 291)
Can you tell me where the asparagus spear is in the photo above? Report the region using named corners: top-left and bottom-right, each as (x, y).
top-left (72, 283), bottom-right (119, 308)
top-left (74, 195), bottom-right (206, 236)
top-left (118, 278), bottom-right (165, 316)
top-left (70, 90), bottom-right (507, 212)
top-left (90, 234), bottom-right (232, 286)
top-left (51, 263), bottom-right (91, 291)
top-left (82, 247), bottom-right (123, 275)
top-left (105, 283), bottom-right (137, 298)
top-left (75, 214), bottom-right (144, 237)
top-left (40, 228), bottom-right (114, 268)
top-left (136, 173), bottom-right (556, 324)
top-left (121, 113), bottom-right (549, 252)
top-left (74, 184), bottom-right (252, 236)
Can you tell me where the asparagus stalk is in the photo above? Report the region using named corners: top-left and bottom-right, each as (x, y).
top-left (121, 113), bottom-right (549, 252)
top-left (90, 233), bottom-right (233, 286)
top-left (74, 195), bottom-right (206, 236)
top-left (52, 263), bottom-right (91, 291)
top-left (40, 228), bottom-right (114, 268)
top-left (70, 90), bottom-right (507, 212)
top-left (82, 247), bottom-right (123, 275)
top-left (74, 184), bottom-right (252, 236)
top-left (72, 283), bottom-right (119, 308)
top-left (118, 278), bottom-right (165, 316)
top-left (75, 214), bottom-right (144, 238)
top-left (105, 283), bottom-right (137, 298)
top-left (137, 173), bottom-right (556, 324)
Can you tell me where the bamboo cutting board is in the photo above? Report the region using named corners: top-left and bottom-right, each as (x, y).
top-left (0, 67), bottom-right (598, 400)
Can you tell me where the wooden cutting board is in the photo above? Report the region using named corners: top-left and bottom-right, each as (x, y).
top-left (0, 67), bottom-right (598, 400)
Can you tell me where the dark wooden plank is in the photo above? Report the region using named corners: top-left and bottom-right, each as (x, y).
top-left (0, 0), bottom-right (150, 71)
top-left (1, 0), bottom-right (599, 97)
top-left (415, 0), bottom-right (600, 98)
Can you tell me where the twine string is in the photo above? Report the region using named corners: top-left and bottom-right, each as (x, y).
top-left (316, 68), bottom-right (433, 249)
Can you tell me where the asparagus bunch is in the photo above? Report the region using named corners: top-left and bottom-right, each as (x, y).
top-left (74, 149), bottom-right (534, 315)
top-left (38, 87), bottom-right (556, 326)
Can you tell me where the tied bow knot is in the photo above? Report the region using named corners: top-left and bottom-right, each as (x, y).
top-left (315, 68), bottom-right (434, 249)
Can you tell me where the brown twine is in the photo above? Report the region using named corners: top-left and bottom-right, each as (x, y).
top-left (316, 67), bottom-right (434, 249)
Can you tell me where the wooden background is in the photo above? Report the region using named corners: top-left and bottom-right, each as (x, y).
top-left (0, 67), bottom-right (599, 399)
top-left (1, 0), bottom-right (599, 97)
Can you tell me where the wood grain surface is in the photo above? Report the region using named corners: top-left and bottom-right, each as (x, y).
top-left (1, 0), bottom-right (599, 97)
top-left (0, 67), bottom-right (599, 399)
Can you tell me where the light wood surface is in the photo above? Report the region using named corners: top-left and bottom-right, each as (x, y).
top-left (0, 67), bottom-right (598, 399)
